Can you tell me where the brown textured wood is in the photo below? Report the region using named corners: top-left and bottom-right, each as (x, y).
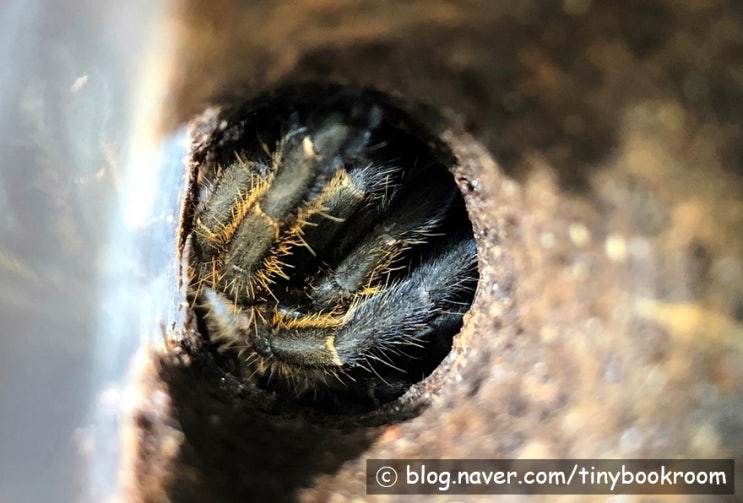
top-left (124, 2), bottom-right (743, 501)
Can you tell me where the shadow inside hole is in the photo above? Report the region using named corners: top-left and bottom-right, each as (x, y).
top-left (157, 345), bottom-right (382, 503)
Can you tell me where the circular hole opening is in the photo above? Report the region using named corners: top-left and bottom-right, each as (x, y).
top-left (182, 83), bottom-right (479, 415)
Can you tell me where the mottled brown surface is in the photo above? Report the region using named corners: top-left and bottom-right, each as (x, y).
top-left (125, 1), bottom-right (743, 501)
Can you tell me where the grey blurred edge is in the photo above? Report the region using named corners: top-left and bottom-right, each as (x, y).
top-left (0, 1), bottom-right (178, 502)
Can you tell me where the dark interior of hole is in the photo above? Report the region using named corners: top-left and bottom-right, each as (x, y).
top-left (188, 83), bottom-right (478, 414)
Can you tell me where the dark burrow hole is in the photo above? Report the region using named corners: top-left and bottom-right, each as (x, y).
top-left (181, 83), bottom-right (479, 416)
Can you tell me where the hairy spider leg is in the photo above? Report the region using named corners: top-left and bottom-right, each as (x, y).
top-left (219, 131), bottom-right (330, 303)
top-left (310, 165), bottom-right (457, 309)
top-left (295, 162), bottom-right (400, 258)
top-left (250, 236), bottom-right (477, 370)
top-left (192, 165), bottom-right (271, 290)
top-left (221, 117), bottom-right (387, 304)
top-left (271, 162), bottom-right (405, 302)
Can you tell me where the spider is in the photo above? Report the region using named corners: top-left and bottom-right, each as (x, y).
top-left (182, 84), bottom-right (478, 412)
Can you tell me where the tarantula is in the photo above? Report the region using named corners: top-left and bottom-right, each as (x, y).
top-left (182, 84), bottom-right (478, 412)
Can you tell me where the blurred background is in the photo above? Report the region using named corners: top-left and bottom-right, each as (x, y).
top-left (2, 1), bottom-right (742, 501)
top-left (0, 0), bottom-right (179, 501)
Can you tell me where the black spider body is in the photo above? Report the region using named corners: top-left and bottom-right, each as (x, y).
top-left (184, 85), bottom-right (478, 412)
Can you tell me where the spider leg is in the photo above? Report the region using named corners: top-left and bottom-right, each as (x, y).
top-left (335, 235), bottom-right (478, 364)
top-left (310, 165), bottom-right (457, 308)
top-left (218, 122), bottom-right (351, 299)
top-left (259, 235), bottom-right (477, 369)
top-left (294, 162), bottom-right (399, 261)
top-left (191, 160), bottom-right (269, 285)
top-left (220, 115), bottom-right (392, 302)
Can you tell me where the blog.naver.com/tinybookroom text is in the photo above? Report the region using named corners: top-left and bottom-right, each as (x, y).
top-left (366, 459), bottom-right (735, 495)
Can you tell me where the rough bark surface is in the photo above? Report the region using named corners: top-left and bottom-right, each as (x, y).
top-left (124, 2), bottom-right (743, 501)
